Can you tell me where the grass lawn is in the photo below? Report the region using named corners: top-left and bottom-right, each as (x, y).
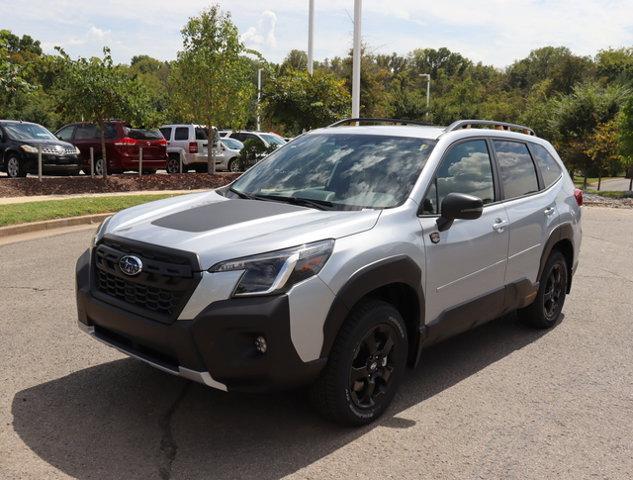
top-left (0, 194), bottom-right (176, 227)
top-left (572, 175), bottom-right (622, 188)
top-left (585, 190), bottom-right (632, 199)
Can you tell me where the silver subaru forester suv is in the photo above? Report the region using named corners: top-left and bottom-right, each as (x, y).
top-left (76, 118), bottom-right (582, 426)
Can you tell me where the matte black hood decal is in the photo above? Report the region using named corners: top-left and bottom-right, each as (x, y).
top-left (151, 199), bottom-right (306, 232)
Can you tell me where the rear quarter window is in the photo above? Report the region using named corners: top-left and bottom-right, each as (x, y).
top-left (124, 128), bottom-right (163, 140)
top-left (531, 143), bottom-right (563, 188)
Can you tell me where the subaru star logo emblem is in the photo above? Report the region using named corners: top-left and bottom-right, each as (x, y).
top-left (119, 255), bottom-right (143, 276)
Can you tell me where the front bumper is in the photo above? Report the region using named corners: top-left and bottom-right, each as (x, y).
top-left (23, 153), bottom-right (81, 173)
top-left (76, 249), bottom-right (326, 392)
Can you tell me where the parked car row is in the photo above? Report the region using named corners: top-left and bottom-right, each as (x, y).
top-left (0, 118), bottom-right (286, 178)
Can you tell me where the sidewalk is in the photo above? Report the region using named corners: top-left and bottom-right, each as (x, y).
top-left (0, 189), bottom-right (207, 205)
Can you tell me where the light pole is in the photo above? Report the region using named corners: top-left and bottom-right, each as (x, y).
top-left (308, 0), bottom-right (314, 74)
top-left (256, 68), bottom-right (262, 131)
top-left (419, 73), bottom-right (431, 120)
top-left (351, 0), bottom-right (362, 118)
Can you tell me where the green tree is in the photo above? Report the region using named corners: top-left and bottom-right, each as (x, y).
top-left (168, 5), bottom-right (254, 173)
top-left (554, 83), bottom-right (628, 187)
top-left (263, 68), bottom-right (350, 135)
top-left (55, 47), bottom-right (156, 178)
top-left (619, 96), bottom-right (633, 190)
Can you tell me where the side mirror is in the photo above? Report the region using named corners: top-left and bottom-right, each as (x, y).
top-left (437, 193), bottom-right (484, 232)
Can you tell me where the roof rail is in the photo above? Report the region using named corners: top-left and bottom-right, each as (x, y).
top-left (328, 117), bottom-right (430, 128)
top-left (445, 119), bottom-right (535, 136)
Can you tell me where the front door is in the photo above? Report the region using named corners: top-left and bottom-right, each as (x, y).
top-left (418, 139), bottom-right (509, 340)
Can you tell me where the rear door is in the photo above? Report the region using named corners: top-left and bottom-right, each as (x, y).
top-left (491, 139), bottom-right (558, 286)
top-left (419, 138), bottom-right (510, 333)
top-left (73, 124), bottom-right (99, 163)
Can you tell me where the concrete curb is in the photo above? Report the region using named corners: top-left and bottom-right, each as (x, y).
top-left (0, 213), bottom-right (111, 238)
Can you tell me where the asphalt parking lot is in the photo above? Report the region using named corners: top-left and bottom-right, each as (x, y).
top-left (1, 206), bottom-right (632, 479)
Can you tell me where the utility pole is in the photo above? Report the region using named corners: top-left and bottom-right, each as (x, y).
top-left (419, 73), bottom-right (431, 120)
top-left (351, 0), bottom-right (362, 118)
top-left (257, 68), bottom-right (262, 131)
top-left (308, 0), bottom-right (314, 74)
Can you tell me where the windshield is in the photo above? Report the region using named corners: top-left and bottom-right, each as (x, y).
top-left (260, 133), bottom-right (286, 146)
top-left (4, 123), bottom-right (57, 141)
top-left (231, 133), bottom-right (436, 210)
top-left (222, 138), bottom-right (244, 150)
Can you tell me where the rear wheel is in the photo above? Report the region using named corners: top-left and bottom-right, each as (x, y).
top-left (519, 250), bottom-right (568, 328)
top-left (310, 299), bottom-right (408, 426)
top-left (94, 158), bottom-right (106, 176)
top-left (6, 155), bottom-right (27, 178)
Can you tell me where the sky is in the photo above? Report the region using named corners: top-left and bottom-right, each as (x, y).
top-left (1, 0), bottom-right (632, 68)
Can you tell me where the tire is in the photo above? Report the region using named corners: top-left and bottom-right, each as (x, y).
top-left (310, 299), bottom-right (408, 426)
top-left (519, 250), bottom-right (568, 328)
top-left (166, 155), bottom-right (180, 174)
top-left (6, 155), bottom-right (27, 178)
top-left (228, 158), bottom-right (241, 173)
top-left (94, 158), bottom-right (106, 177)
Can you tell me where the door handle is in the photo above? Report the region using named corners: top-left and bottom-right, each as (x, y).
top-left (492, 218), bottom-right (508, 232)
top-left (544, 207), bottom-right (555, 216)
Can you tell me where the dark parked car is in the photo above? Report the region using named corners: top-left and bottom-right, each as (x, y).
top-left (55, 121), bottom-right (168, 175)
top-left (0, 120), bottom-right (82, 178)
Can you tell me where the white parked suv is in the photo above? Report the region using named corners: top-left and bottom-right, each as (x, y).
top-left (159, 124), bottom-right (242, 172)
top-left (76, 118), bottom-right (582, 426)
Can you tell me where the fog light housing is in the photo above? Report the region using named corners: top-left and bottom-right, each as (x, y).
top-left (255, 336), bottom-right (267, 354)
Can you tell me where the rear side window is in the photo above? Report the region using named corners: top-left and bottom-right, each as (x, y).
top-left (195, 127), bottom-right (208, 140)
top-left (493, 140), bottom-right (539, 199)
top-left (174, 127), bottom-right (189, 141)
top-left (531, 143), bottom-right (562, 188)
top-left (56, 125), bottom-right (75, 142)
top-left (123, 127), bottom-right (163, 140)
top-left (159, 127), bottom-right (172, 141)
top-left (74, 124), bottom-right (98, 140)
top-left (423, 139), bottom-right (495, 215)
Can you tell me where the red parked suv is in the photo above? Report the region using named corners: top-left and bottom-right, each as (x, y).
top-left (55, 121), bottom-right (169, 175)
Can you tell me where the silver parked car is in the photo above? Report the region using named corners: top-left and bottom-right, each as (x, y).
top-left (76, 118), bottom-right (582, 426)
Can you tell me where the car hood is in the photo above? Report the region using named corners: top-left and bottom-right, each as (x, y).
top-left (103, 190), bottom-right (381, 270)
top-left (22, 138), bottom-right (75, 149)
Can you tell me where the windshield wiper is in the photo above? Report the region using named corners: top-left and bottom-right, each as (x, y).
top-left (256, 194), bottom-right (336, 211)
top-left (229, 187), bottom-right (259, 200)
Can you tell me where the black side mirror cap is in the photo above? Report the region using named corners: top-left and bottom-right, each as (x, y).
top-left (436, 193), bottom-right (484, 232)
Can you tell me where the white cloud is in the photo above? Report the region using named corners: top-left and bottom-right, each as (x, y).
top-left (241, 10), bottom-right (278, 49)
top-left (1, 0), bottom-right (632, 67)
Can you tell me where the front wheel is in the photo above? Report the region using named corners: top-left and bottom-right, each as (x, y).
top-left (310, 299), bottom-right (408, 426)
top-left (228, 158), bottom-right (241, 173)
top-left (166, 155), bottom-right (180, 174)
top-left (519, 250), bottom-right (568, 328)
top-left (6, 155), bottom-right (27, 178)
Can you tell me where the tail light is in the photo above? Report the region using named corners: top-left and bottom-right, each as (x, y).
top-left (157, 139), bottom-right (168, 146)
top-left (188, 142), bottom-right (198, 153)
top-left (114, 137), bottom-right (138, 146)
top-left (574, 188), bottom-right (583, 206)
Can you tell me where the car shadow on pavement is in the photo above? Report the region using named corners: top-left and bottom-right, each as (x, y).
top-left (12, 313), bottom-right (555, 480)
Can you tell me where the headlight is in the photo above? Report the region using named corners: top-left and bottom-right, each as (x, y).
top-left (20, 144), bottom-right (38, 154)
top-left (210, 239), bottom-right (334, 297)
top-left (74, 146), bottom-right (81, 155)
top-left (92, 216), bottom-right (112, 246)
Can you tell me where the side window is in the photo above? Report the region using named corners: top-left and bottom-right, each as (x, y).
top-left (56, 125), bottom-right (75, 142)
top-left (493, 140), bottom-right (539, 199)
top-left (159, 127), bottom-right (172, 141)
top-left (531, 143), bottom-right (562, 188)
top-left (195, 127), bottom-right (208, 140)
top-left (231, 132), bottom-right (245, 142)
top-left (74, 124), bottom-right (98, 140)
top-left (423, 140), bottom-right (495, 215)
top-left (174, 127), bottom-right (189, 141)
top-left (103, 123), bottom-right (117, 139)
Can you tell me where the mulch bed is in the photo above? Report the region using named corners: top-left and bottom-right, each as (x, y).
top-left (0, 173), bottom-right (240, 198)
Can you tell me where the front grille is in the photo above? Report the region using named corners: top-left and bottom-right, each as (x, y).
top-left (92, 237), bottom-right (200, 323)
top-left (41, 145), bottom-right (76, 155)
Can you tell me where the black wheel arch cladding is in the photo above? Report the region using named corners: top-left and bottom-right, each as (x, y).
top-left (320, 255), bottom-right (424, 365)
top-left (539, 223), bottom-right (574, 293)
